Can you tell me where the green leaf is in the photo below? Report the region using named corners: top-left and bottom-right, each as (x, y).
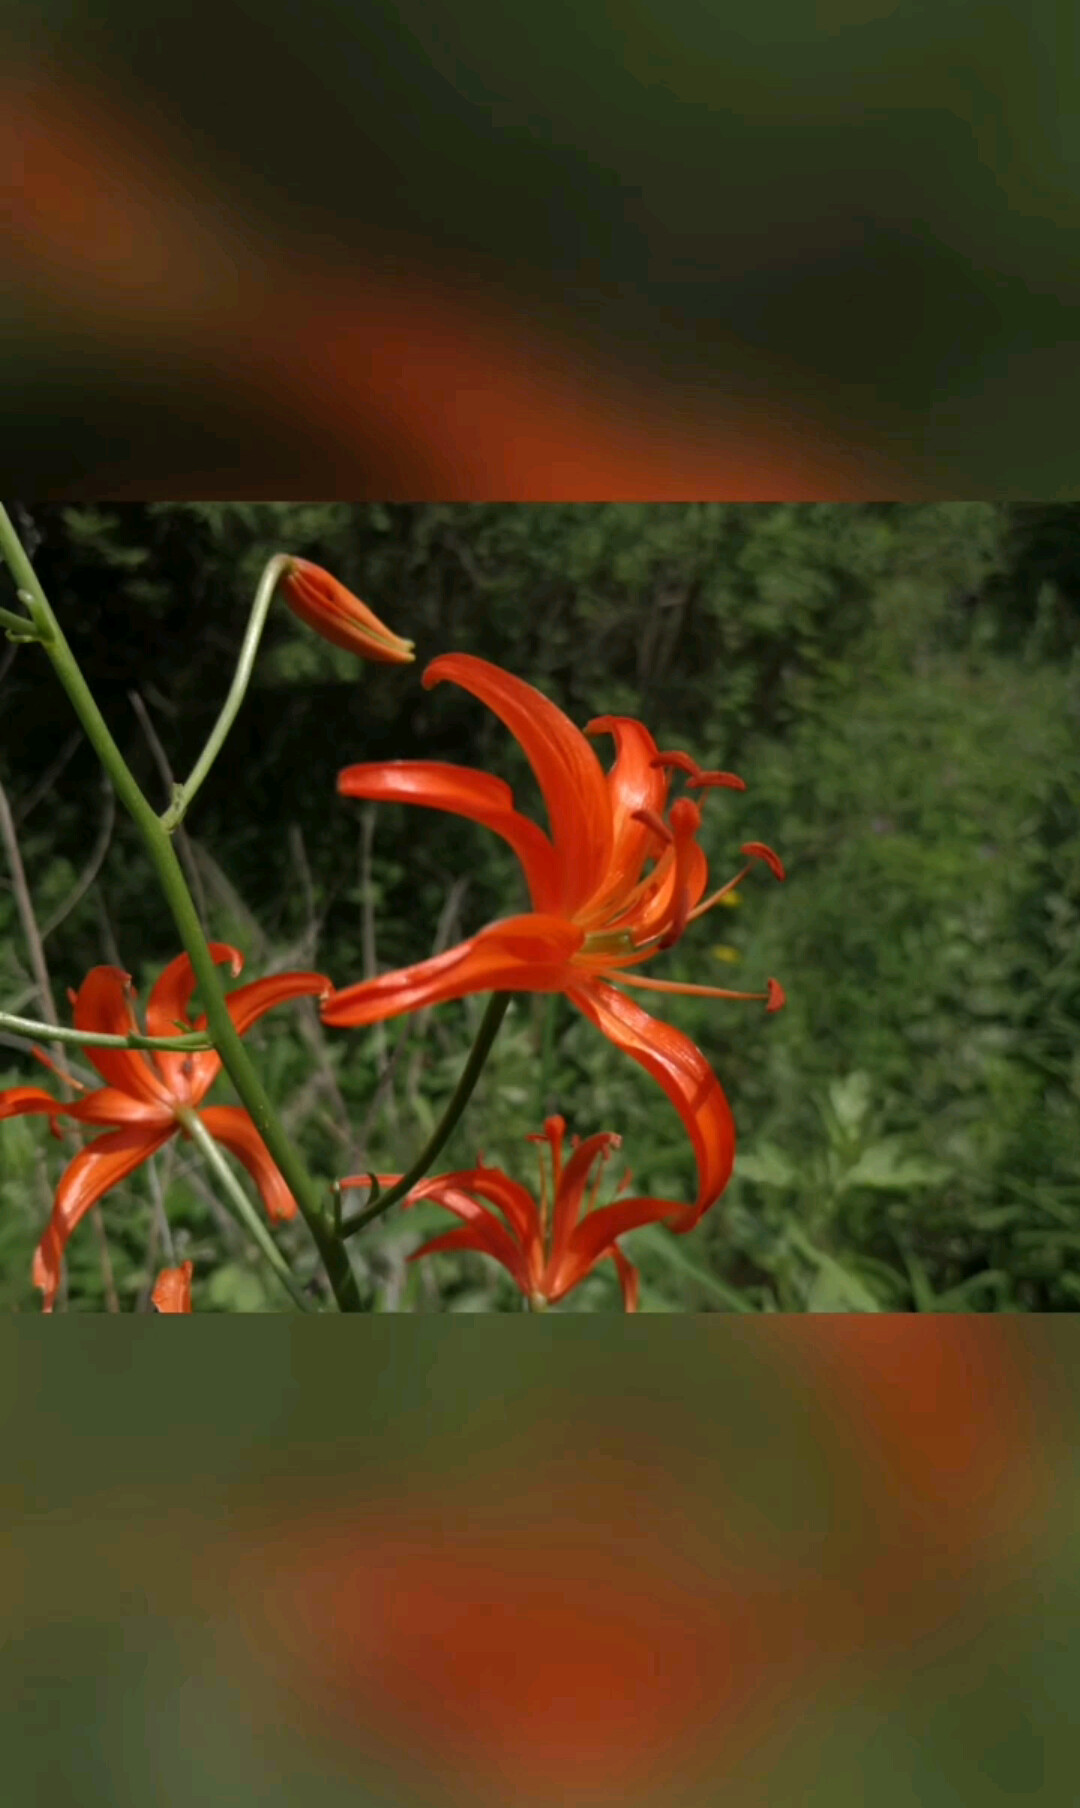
top-left (205, 1263), bottom-right (272, 1313)
top-left (804, 1260), bottom-right (883, 1312)
top-left (634, 1281), bottom-right (685, 1313)
top-left (632, 1225), bottom-right (756, 1311)
top-left (930, 1270), bottom-right (1011, 1310)
top-left (788, 1227), bottom-right (884, 1312)
top-left (901, 1248), bottom-right (940, 1312)
top-left (826, 1072), bottom-right (873, 1138)
top-left (841, 1142), bottom-right (951, 1192)
top-left (735, 1144), bottom-right (795, 1188)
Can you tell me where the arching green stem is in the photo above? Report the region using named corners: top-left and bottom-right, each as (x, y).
top-left (161, 553), bottom-right (291, 833)
top-left (176, 1107), bottom-right (314, 1312)
top-left (0, 506), bottom-right (360, 1312)
top-left (338, 991), bottom-right (513, 1238)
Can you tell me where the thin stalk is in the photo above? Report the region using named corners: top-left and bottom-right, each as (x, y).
top-left (0, 771), bottom-right (120, 1308)
top-left (0, 1011), bottom-right (215, 1053)
top-left (0, 506), bottom-right (360, 1311)
top-left (0, 602), bottom-right (41, 638)
top-left (538, 992), bottom-right (557, 1117)
top-left (339, 991), bottom-right (512, 1238)
top-left (161, 553), bottom-right (290, 832)
top-left (176, 1108), bottom-right (314, 1313)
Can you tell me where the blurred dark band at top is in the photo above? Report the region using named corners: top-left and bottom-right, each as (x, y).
top-left (7, 0), bottom-right (1076, 500)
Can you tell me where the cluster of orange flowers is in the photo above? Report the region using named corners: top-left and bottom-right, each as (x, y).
top-left (0, 562), bottom-right (784, 1312)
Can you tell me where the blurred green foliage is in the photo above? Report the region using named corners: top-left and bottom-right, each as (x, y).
top-left (1, 502), bottom-right (1078, 1310)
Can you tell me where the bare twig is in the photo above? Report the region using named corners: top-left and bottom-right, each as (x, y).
top-left (279, 1067), bottom-right (331, 1138)
top-left (189, 831), bottom-right (329, 974)
top-left (446, 530), bottom-right (498, 592)
top-left (34, 1143), bottom-right (66, 1312)
top-left (39, 774), bottom-right (115, 940)
top-left (127, 688), bottom-right (210, 931)
top-left (168, 1149), bottom-right (246, 1256)
top-left (141, 681), bottom-right (179, 718)
top-left (287, 821), bottom-right (319, 967)
top-left (0, 777), bottom-right (61, 1029)
top-left (148, 1145), bottom-right (177, 1264)
top-left (138, 1191), bottom-right (162, 1310)
top-left (1, 979), bottom-right (41, 1015)
top-left (188, 839), bottom-right (262, 954)
top-left (93, 883), bottom-right (124, 967)
top-left (353, 1018), bottom-right (415, 1156)
top-left (13, 728), bottom-right (83, 825)
top-left (413, 875), bottom-right (469, 1040)
top-left (88, 1204), bottom-right (120, 1311)
top-left (0, 777), bottom-right (118, 1309)
top-left (0, 636), bottom-right (21, 689)
top-left (191, 837), bottom-right (341, 1180)
top-left (136, 1147), bottom-right (178, 1310)
top-left (277, 820), bottom-right (355, 1149)
top-left (351, 872), bottom-right (469, 1172)
top-left (404, 874), bottom-right (469, 1118)
top-left (359, 807), bottom-right (395, 1122)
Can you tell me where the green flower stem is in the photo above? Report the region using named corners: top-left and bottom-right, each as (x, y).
top-left (161, 553), bottom-right (291, 833)
top-left (176, 1107), bottom-right (314, 1312)
top-left (0, 1011), bottom-right (215, 1053)
top-left (0, 505), bottom-right (361, 1313)
top-left (339, 991), bottom-right (513, 1238)
top-left (0, 602), bottom-right (41, 638)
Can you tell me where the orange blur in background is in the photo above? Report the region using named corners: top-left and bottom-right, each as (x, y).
top-left (214, 1320), bottom-right (1050, 1806)
top-left (9, 67), bottom-right (927, 499)
top-left (1, 1319), bottom-right (1071, 1806)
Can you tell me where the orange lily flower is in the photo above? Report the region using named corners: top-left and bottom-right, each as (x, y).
top-left (0, 945), bottom-right (331, 1310)
top-left (323, 655), bottom-right (785, 1229)
top-left (151, 1260), bottom-right (193, 1313)
top-left (342, 1114), bottom-right (676, 1311)
top-left (279, 558), bottom-right (415, 664)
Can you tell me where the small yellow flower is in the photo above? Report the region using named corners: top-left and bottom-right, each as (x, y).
top-left (711, 945), bottom-right (741, 964)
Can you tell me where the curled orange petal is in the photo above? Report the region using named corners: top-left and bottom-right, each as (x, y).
top-left (322, 914), bottom-right (584, 1028)
top-left (338, 761), bottom-right (559, 912)
top-left (567, 979), bottom-right (735, 1231)
top-left (198, 1105), bottom-right (297, 1222)
top-left (72, 967), bottom-right (174, 1107)
top-left (33, 1122), bottom-right (175, 1311)
top-left (423, 655), bottom-right (614, 913)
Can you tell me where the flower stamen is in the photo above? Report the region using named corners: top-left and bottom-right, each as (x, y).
top-left (650, 751), bottom-right (746, 793)
top-left (614, 972), bottom-right (786, 1011)
top-left (688, 842), bottom-right (786, 924)
top-left (630, 806), bottom-right (673, 847)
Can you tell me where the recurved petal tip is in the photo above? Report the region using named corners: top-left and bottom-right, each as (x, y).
top-left (765, 977), bottom-right (787, 1012)
top-left (740, 841), bottom-right (786, 882)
